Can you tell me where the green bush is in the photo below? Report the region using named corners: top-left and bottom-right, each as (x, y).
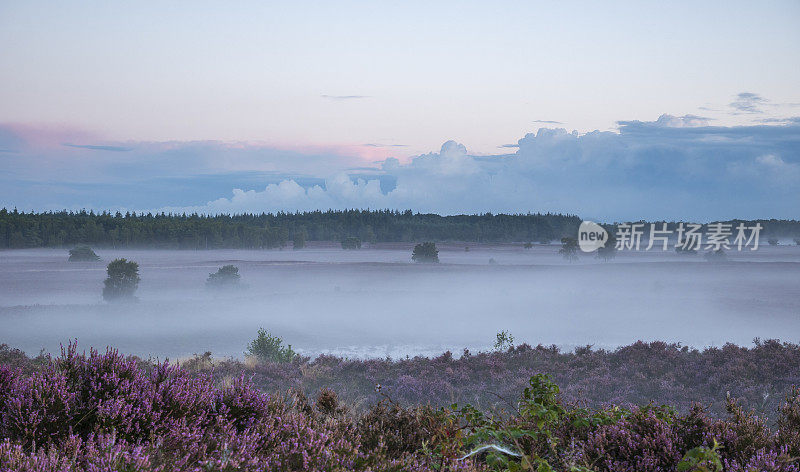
top-left (206, 265), bottom-right (241, 288)
top-left (246, 328), bottom-right (296, 363)
top-left (494, 330), bottom-right (514, 351)
top-left (412, 242), bottom-right (439, 263)
top-left (68, 245), bottom-right (100, 262)
top-left (102, 258), bottom-right (140, 301)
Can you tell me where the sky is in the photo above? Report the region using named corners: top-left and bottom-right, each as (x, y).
top-left (1, 0), bottom-right (799, 221)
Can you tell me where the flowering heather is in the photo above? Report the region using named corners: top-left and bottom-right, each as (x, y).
top-left (0, 341), bottom-right (799, 471)
top-left (187, 339), bottom-right (800, 420)
top-left (0, 343), bottom-right (448, 471)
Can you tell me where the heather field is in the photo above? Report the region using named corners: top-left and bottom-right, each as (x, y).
top-left (1, 342), bottom-right (799, 471)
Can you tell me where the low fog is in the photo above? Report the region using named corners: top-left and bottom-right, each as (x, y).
top-left (1, 244), bottom-right (799, 360)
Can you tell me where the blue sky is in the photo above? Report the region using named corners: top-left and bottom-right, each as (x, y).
top-left (1, 1), bottom-right (799, 220)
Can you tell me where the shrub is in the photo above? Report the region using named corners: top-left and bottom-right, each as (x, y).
top-left (677, 440), bottom-right (723, 472)
top-left (102, 258), bottom-right (139, 301)
top-left (493, 330), bottom-right (514, 351)
top-left (768, 238), bottom-right (779, 246)
top-left (316, 388), bottom-right (345, 416)
top-left (245, 328), bottom-right (296, 363)
top-left (411, 242), bottom-right (439, 263)
top-left (341, 237), bottom-right (361, 250)
top-left (68, 245), bottom-right (100, 262)
top-left (523, 242), bottom-right (533, 249)
top-left (206, 265), bottom-right (241, 288)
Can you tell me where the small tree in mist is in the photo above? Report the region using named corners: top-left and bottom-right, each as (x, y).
top-left (341, 237), bottom-right (361, 250)
top-left (246, 328), bottom-right (296, 363)
top-left (293, 230), bottom-right (307, 250)
top-left (412, 242), bottom-right (439, 263)
top-left (596, 232), bottom-right (617, 262)
top-left (68, 245), bottom-right (100, 262)
top-left (794, 238), bottom-right (800, 246)
top-left (102, 258), bottom-right (140, 301)
top-left (494, 330), bottom-right (514, 351)
top-left (523, 242), bottom-right (533, 249)
top-left (768, 238), bottom-right (779, 246)
top-left (206, 265), bottom-right (240, 288)
top-left (559, 237), bottom-right (579, 262)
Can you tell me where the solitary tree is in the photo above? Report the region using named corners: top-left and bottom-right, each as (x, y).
top-left (68, 245), bottom-right (100, 262)
top-left (246, 328), bottom-right (296, 363)
top-left (341, 237), bottom-right (361, 250)
top-left (523, 242), bottom-right (533, 249)
top-left (767, 238), bottom-right (779, 246)
top-left (559, 237), bottom-right (579, 262)
top-left (494, 330), bottom-right (514, 351)
top-left (412, 242), bottom-right (439, 263)
top-left (102, 258), bottom-right (140, 301)
top-left (206, 265), bottom-right (241, 288)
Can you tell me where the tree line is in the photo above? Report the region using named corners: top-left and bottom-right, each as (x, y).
top-left (1, 208), bottom-right (798, 250)
top-left (0, 208), bottom-right (580, 249)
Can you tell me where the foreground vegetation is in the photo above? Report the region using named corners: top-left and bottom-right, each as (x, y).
top-left (182, 339), bottom-right (800, 422)
top-left (1, 340), bottom-right (799, 471)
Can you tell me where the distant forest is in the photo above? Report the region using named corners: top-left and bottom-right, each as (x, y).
top-left (0, 208), bottom-right (798, 249)
top-left (0, 209), bottom-right (580, 249)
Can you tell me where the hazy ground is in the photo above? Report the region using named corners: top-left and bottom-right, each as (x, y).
top-left (1, 243), bottom-right (799, 360)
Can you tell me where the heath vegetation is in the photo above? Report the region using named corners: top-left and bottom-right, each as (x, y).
top-left (206, 265), bottom-right (242, 289)
top-left (67, 245), bottom-right (100, 262)
top-left (0, 340), bottom-right (799, 471)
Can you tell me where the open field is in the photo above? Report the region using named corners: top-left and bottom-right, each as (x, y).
top-left (2, 245), bottom-right (800, 360)
top-left (1, 245), bottom-right (800, 360)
